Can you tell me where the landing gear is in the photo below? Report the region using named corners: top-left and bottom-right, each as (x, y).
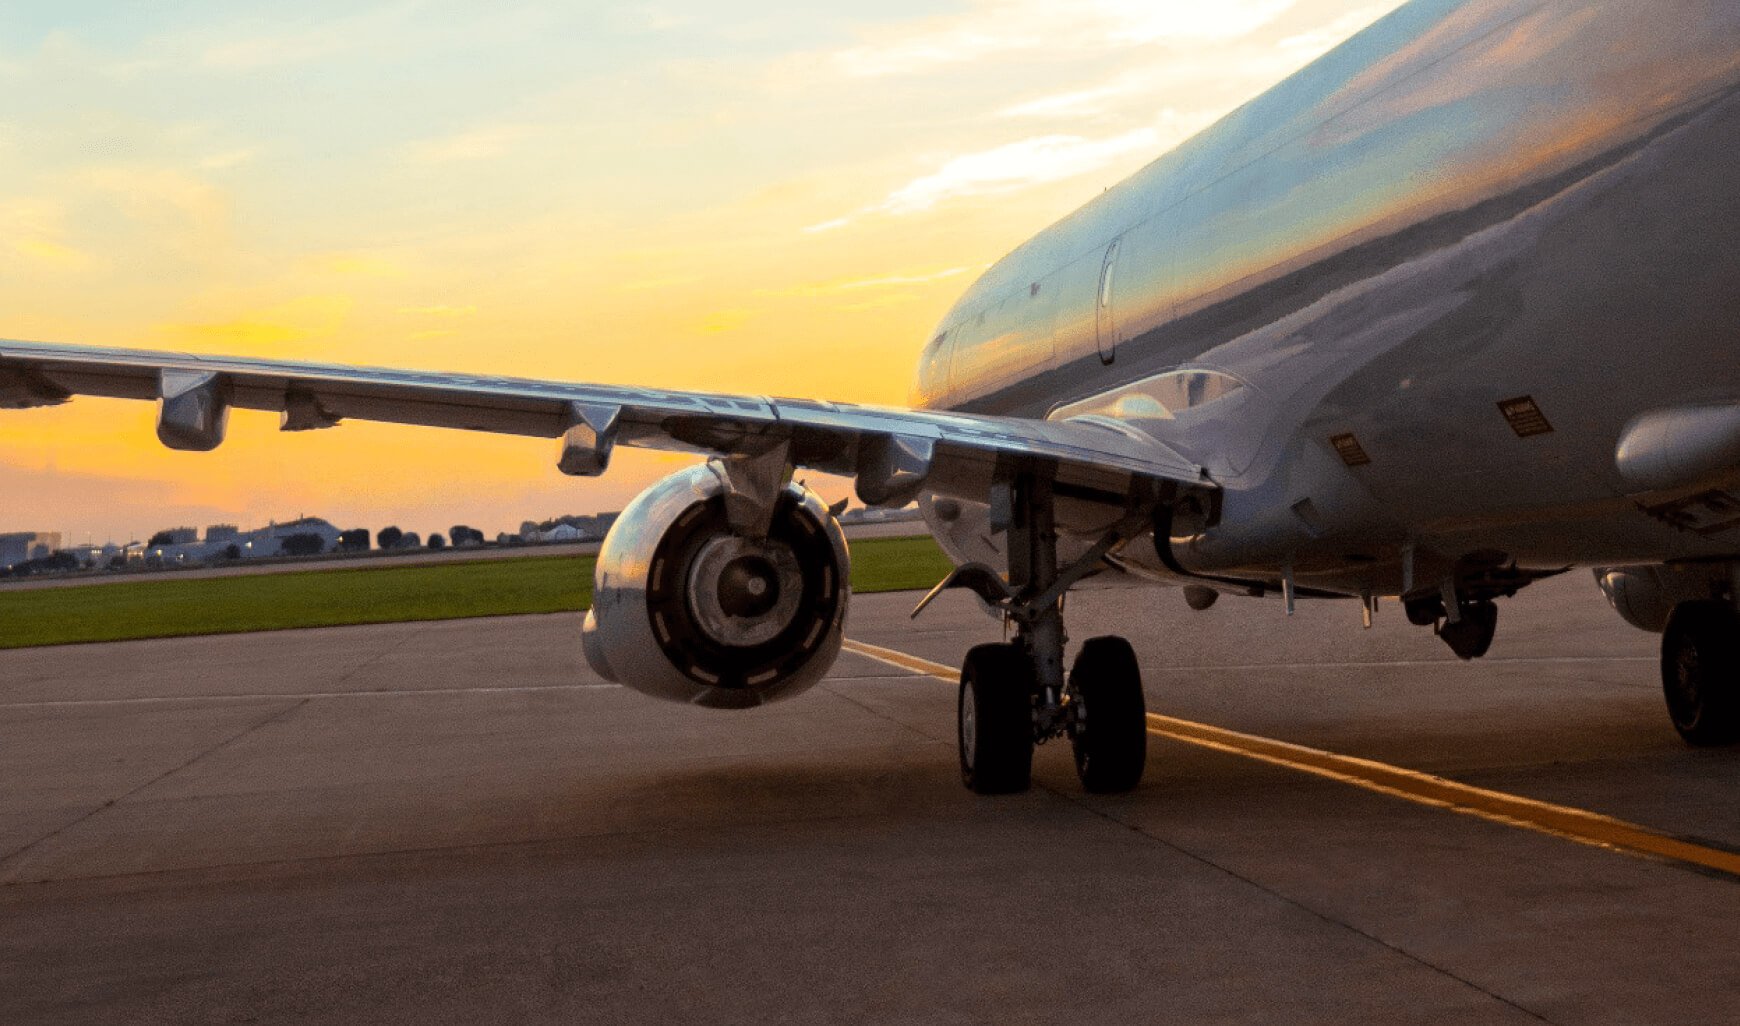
top-left (1661, 601), bottom-right (1740, 746)
top-left (951, 473), bottom-right (1154, 795)
top-left (1069, 637), bottom-right (1147, 793)
top-left (1404, 595), bottom-right (1443, 627)
top-left (958, 643), bottom-right (1035, 794)
top-left (1438, 600), bottom-right (1498, 661)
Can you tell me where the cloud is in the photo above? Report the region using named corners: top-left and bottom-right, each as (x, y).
top-left (154, 295), bottom-right (355, 351)
top-left (197, 148), bottom-right (260, 171)
top-left (616, 274), bottom-right (703, 294)
top-left (836, 293), bottom-right (925, 313)
top-left (200, 29), bottom-right (357, 71)
top-left (314, 253), bottom-right (409, 278)
top-left (13, 238), bottom-right (95, 272)
top-left (757, 267), bottom-right (970, 298)
top-left (0, 199), bottom-right (96, 273)
top-left (808, 129), bottom-right (1158, 232)
top-left (607, 4), bottom-right (698, 34)
top-left (406, 125), bottom-right (537, 164)
top-left (1274, 3), bottom-right (1406, 57)
top-left (196, 5), bottom-right (420, 71)
top-left (77, 167), bottom-right (229, 244)
top-left (696, 308), bottom-right (753, 334)
top-left (828, 0), bottom-right (1299, 77)
top-left (996, 4), bottom-right (1400, 124)
top-left (398, 304), bottom-right (478, 317)
top-left (999, 83), bottom-right (1139, 121)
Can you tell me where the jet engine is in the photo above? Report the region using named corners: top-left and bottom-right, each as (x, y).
top-left (582, 462), bottom-right (850, 708)
top-left (1595, 565), bottom-right (1725, 634)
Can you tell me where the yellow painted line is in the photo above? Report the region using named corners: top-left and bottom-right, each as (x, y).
top-left (841, 638), bottom-right (956, 678)
top-left (839, 638), bottom-right (1740, 878)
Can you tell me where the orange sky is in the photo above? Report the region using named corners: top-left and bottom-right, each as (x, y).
top-left (0, 1), bottom-right (1401, 544)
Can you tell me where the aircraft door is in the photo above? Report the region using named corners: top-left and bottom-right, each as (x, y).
top-left (1095, 237), bottom-right (1122, 365)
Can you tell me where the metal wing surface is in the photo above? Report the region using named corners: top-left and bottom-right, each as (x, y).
top-left (0, 339), bottom-right (1212, 507)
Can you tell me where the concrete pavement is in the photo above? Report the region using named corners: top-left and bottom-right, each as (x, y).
top-left (3, 573), bottom-right (1737, 1023)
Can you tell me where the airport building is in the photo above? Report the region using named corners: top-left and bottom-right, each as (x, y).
top-left (0, 531), bottom-right (63, 570)
top-left (518, 512), bottom-right (621, 544)
top-left (146, 517), bottom-right (343, 565)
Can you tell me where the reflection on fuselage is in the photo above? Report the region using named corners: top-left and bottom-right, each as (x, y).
top-left (914, 0), bottom-right (1740, 590)
top-left (918, 0), bottom-right (1740, 417)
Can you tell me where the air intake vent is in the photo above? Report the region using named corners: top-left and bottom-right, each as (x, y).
top-left (1330, 433), bottom-right (1371, 467)
top-left (1498, 396), bottom-right (1553, 437)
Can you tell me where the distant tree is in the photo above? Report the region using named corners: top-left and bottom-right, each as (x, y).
top-left (223, 543), bottom-right (242, 561)
top-left (148, 530), bottom-right (177, 548)
top-left (399, 532), bottom-right (421, 550)
top-left (10, 552), bottom-right (82, 576)
top-left (427, 533), bottom-right (446, 550)
top-left (338, 528), bottom-right (371, 552)
top-left (106, 555), bottom-right (127, 571)
top-left (280, 533), bottom-right (325, 557)
top-left (376, 526), bottom-right (403, 551)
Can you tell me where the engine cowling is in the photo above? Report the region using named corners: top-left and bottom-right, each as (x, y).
top-left (582, 462), bottom-right (850, 708)
top-left (1594, 565), bottom-right (1724, 634)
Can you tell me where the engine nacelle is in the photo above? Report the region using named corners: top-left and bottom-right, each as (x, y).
top-left (1595, 565), bottom-right (1725, 634)
top-left (582, 463), bottom-right (850, 708)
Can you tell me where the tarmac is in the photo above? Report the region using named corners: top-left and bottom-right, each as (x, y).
top-left (3, 571), bottom-right (1739, 1024)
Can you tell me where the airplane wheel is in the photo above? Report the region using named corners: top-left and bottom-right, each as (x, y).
top-left (958, 643), bottom-right (1035, 794)
top-left (1438, 600), bottom-right (1498, 660)
top-left (1662, 601), bottom-right (1740, 746)
top-left (1404, 596), bottom-right (1444, 627)
top-left (1069, 636), bottom-right (1148, 794)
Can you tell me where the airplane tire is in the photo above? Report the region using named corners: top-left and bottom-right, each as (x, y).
top-left (1069, 636), bottom-right (1148, 794)
top-left (1439, 600), bottom-right (1498, 660)
top-left (958, 643), bottom-right (1035, 794)
top-left (1662, 601), bottom-right (1740, 746)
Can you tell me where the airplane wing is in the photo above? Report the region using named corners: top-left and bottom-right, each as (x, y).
top-left (0, 340), bottom-right (1214, 510)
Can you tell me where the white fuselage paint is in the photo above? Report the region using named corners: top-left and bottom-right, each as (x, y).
top-left (914, 0), bottom-right (1740, 601)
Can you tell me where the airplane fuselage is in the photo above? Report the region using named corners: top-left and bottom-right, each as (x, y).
top-left (915, 0), bottom-right (1740, 601)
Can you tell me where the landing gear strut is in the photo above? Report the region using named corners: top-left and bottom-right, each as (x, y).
top-left (954, 474), bottom-right (1150, 795)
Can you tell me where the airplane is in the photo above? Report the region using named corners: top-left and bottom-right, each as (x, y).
top-left (5, 0), bottom-right (1740, 796)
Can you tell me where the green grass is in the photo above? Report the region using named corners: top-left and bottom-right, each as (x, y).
top-left (0, 535), bottom-right (955, 650)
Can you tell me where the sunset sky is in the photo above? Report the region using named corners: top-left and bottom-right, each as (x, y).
top-left (0, 0), bottom-right (1402, 544)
